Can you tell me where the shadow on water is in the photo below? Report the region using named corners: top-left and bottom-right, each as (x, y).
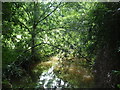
top-left (2, 56), bottom-right (94, 89)
top-left (33, 56), bottom-right (94, 89)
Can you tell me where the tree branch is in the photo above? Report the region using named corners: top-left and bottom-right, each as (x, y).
top-left (35, 2), bottom-right (61, 27)
top-left (18, 19), bottom-right (31, 33)
top-left (78, 53), bottom-right (91, 63)
top-left (37, 3), bottom-right (55, 22)
top-left (22, 4), bottom-right (32, 20)
top-left (24, 42), bottom-right (68, 53)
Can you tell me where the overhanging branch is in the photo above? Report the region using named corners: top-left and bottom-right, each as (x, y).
top-left (18, 19), bottom-right (31, 33)
top-left (35, 2), bottom-right (61, 27)
top-left (37, 3), bottom-right (55, 22)
top-left (23, 42), bottom-right (68, 54)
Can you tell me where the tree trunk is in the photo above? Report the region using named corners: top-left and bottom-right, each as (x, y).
top-left (31, 30), bottom-right (35, 61)
top-left (30, 2), bottom-right (37, 82)
top-left (31, 2), bottom-right (37, 62)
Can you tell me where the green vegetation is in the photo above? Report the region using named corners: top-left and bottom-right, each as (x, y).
top-left (2, 2), bottom-right (120, 89)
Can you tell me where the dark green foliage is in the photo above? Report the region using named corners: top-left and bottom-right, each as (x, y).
top-left (89, 2), bottom-right (120, 88)
top-left (2, 2), bottom-right (120, 89)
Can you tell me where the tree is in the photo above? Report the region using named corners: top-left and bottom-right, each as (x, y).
top-left (3, 2), bottom-right (120, 89)
top-left (88, 2), bottom-right (120, 88)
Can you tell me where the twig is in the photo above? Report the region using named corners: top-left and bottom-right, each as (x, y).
top-left (18, 19), bottom-right (31, 33)
top-left (35, 2), bottom-right (61, 27)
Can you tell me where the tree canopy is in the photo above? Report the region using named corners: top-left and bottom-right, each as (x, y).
top-left (2, 2), bottom-right (120, 89)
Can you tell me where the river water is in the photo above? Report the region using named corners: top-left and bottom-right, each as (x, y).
top-left (35, 65), bottom-right (71, 89)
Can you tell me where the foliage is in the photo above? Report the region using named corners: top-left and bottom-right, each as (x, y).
top-left (54, 57), bottom-right (94, 88)
top-left (2, 2), bottom-right (120, 89)
top-left (1, 2), bottom-right (97, 88)
top-left (88, 2), bottom-right (120, 88)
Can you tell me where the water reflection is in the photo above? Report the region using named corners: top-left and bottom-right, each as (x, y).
top-left (36, 65), bottom-right (71, 89)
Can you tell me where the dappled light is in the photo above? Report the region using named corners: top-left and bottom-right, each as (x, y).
top-left (2, 1), bottom-right (120, 89)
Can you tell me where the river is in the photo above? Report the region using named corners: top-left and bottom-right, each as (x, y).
top-left (35, 64), bottom-right (71, 89)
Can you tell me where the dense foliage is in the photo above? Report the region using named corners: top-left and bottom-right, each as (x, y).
top-left (2, 2), bottom-right (120, 89)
